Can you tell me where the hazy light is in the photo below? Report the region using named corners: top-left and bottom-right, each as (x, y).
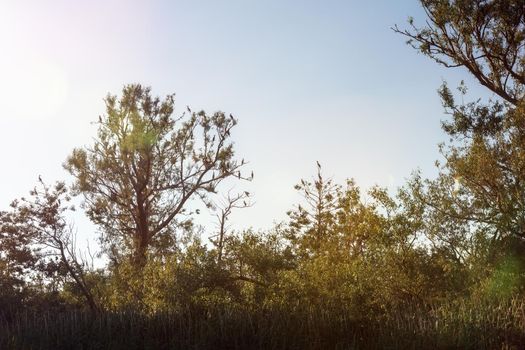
top-left (0, 56), bottom-right (68, 121)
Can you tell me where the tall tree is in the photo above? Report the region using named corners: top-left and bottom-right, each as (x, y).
top-left (65, 84), bottom-right (250, 267)
top-left (397, 0), bottom-right (525, 276)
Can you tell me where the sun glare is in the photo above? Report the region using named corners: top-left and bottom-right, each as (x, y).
top-left (0, 57), bottom-right (68, 121)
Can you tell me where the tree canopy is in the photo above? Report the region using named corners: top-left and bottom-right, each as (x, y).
top-left (395, 0), bottom-right (525, 105)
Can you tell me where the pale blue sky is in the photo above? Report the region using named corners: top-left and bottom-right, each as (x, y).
top-left (0, 1), bottom-right (492, 241)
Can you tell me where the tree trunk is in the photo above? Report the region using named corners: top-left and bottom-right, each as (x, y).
top-left (133, 239), bottom-right (148, 269)
top-left (57, 242), bottom-right (99, 313)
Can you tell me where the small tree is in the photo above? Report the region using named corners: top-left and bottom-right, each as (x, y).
top-left (0, 179), bottom-right (98, 312)
top-left (0, 209), bottom-right (39, 314)
top-left (211, 190), bottom-right (252, 265)
top-left (65, 84), bottom-right (251, 268)
top-left (287, 162), bottom-right (338, 254)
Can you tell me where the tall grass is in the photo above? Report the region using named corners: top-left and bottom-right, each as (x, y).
top-left (1, 300), bottom-right (524, 349)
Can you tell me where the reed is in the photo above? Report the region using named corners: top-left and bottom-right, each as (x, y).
top-left (1, 299), bottom-right (524, 349)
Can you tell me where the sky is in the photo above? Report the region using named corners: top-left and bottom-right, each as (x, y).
top-left (0, 0), bottom-right (493, 246)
